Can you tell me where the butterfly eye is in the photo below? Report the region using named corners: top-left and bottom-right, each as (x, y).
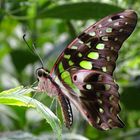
top-left (37, 69), bottom-right (43, 77)
top-left (43, 72), bottom-right (48, 77)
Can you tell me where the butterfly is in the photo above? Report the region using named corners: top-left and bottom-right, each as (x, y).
top-left (36, 10), bottom-right (137, 130)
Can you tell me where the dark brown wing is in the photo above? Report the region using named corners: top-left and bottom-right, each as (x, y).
top-left (51, 10), bottom-right (137, 130)
top-left (66, 68), bottom-right (124, 130)
top-left (51, 10), bottom-right (137, 76)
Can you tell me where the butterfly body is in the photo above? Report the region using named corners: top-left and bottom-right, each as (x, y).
top-left (37, 10), bottom-right (137, 130)
top-left (36, 68), bottom-right (73, 128)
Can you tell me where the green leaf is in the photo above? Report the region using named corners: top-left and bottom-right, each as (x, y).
top-left (10, 50), bottom-right (38, 73)
top-left (0, 86), bottom-right (62, 140)
top-left (0, 9), bottom-right (4, 22)
top-left (38, 2), bottom-right (124, 20)
top-left (7, 1), bottom-right (28, 17)
top-left (0, 131), bottom-right (38, 140)
top-left (121, 86), bottom-right (140, 110)
top-left (37, 1), bottom-right (52, 12)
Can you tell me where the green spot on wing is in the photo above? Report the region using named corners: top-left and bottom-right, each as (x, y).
top-left (64, 54), bottom-right (71, 59)
top-left (61, 71), bottom-right (70, 80)
top-left (61, 71), bottom-right (77, 90)
top-left (71, 45), bottom-right (77, 49)
top-left (79, 61), bottom-right (92, 69)
top-left (59, 62), bottom-right (64, 73)
top-left (78, 39), bottom-right (83, 44)
top-left (106, 27), bottom-right (112, 33)
top-left (86, 42), bottom-right (91, 48)
top-left (68, 60), bottom-right (74, 66)
top-left (86, 84), bottom-right (92, 90)
top-left (88, 52), bottom-right (99, 59)
top-left (102, 66), bottom-right (107, 72)
top-left (105, 84), bottom-right (111, 90)
top-left (107, 56), bottom-right (110, 61)
top-left (102, 36), bottom-right (108, 41)
top-left (78, 52), bottom-right (82, 57)
top-left (96, 43), bottom-right (105, 49)
top-left (89, 31), bottom-right (96, 36)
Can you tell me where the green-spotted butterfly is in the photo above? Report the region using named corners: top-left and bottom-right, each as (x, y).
top-left (36, 10), bottom-right (137, 130)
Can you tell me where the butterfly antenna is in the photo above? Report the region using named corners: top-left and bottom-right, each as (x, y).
top-left (23, 34), bottom-right (44, 67)
top-left (32, 43), bottom-right (44, 68)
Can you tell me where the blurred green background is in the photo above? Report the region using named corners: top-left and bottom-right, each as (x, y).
top-left (0, 0), bottom-right (140, 140)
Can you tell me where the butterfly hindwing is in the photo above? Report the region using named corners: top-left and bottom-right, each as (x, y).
top-left (68, 68), bottom-right (123, 130)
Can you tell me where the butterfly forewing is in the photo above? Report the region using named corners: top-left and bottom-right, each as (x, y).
top-left (51, 10), bottom-right (137, 76)
top-left (48, 10), bottom-right (137, 130)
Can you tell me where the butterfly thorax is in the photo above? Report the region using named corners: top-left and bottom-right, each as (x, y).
top-left (36, 68), bottom-right (60, 97)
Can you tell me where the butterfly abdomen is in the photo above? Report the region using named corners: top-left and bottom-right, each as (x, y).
top-left (58, 94), bottom-right (73, 128)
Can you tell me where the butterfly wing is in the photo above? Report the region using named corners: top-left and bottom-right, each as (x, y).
top-left (51, 10), bottom-right (137, 76)
top-left (51, 10), bottom-right (137, 130)
top-left (63, 68), bottom-right (123, 130)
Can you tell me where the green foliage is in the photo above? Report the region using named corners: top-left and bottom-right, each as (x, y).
top-left (0, 0), bottom-right (140, 139)
top-left (0, 86), bottom-right (62, 139)
top-left (38, 2), bottom-right (123, 20)
top-left (10, 49), bottom-right (38, 73)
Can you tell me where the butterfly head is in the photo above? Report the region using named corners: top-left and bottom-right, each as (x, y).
top-left (36, 68), bottom-right (50, 80)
